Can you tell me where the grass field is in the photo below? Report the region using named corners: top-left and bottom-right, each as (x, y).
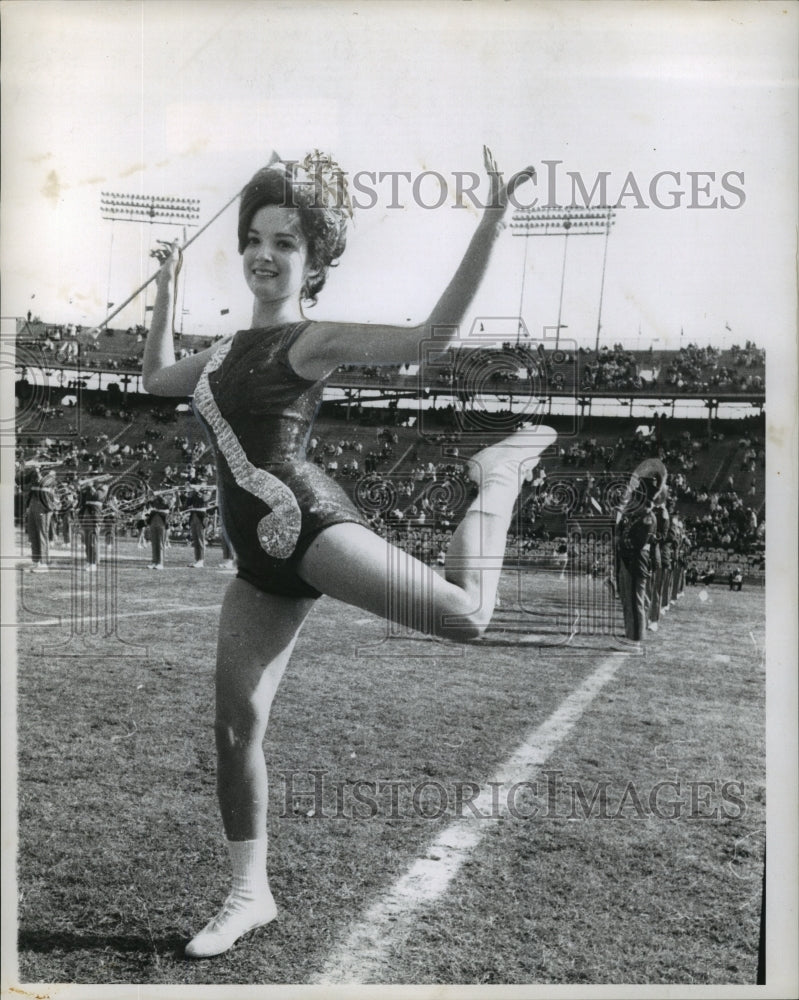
top-left (11, 537), bottom-right (765, 986)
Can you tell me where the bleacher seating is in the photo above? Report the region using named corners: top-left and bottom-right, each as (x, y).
top-left (15, 318), bottom-right (766, 579)
top-left (15, 319), bottom-right (765, 401)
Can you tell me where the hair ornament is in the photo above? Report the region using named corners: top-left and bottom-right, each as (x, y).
top-left (294, 150), bottom-right (354, 220)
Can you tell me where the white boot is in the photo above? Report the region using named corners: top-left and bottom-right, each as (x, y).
top-left (185, 838), bottom-right (276, 959)
top-left (467, 426), bottom-right (558, 493)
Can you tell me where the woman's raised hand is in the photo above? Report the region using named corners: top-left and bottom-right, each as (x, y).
top-left (483, 145), bottom-right (536, 215)
top-left (150, 240), bottom-right (183, 284)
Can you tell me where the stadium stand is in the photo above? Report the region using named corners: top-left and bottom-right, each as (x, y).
top-left (15, 319), bottom-right (765, 401)
top-left (14, 318), bottom-right (765, 584)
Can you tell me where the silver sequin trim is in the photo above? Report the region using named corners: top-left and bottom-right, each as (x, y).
top-left (194, 341), bottom-right (302, 559)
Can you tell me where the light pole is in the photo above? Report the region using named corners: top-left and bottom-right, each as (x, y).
top-left (555, 222), bottom-right (570, 350)
top-left (594, 207), bottom-right (615, 352)
top-left (100, 192), bottom-right (200, 327)
top-left (511, 205), bottom-right (615, 350)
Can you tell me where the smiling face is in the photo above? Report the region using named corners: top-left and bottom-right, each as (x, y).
top-left (242, 205), bottom-right (312, 319)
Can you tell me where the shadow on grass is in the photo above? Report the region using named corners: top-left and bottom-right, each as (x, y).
top-left (18, 928), bottom-right (187, 959)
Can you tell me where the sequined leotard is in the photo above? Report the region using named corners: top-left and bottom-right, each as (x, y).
top-left (193, 321), bottom-right (369, 598)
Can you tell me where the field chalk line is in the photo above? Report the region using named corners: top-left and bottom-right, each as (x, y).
top-left (313, 652), bottom-right (626, 985)
top-left (18, 603), bottom-right (224, 628)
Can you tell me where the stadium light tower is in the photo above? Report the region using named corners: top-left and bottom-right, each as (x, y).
top-left (511, 205), bottom-right (615, 350)
top-left (100, 192), bottom-right (200, 328)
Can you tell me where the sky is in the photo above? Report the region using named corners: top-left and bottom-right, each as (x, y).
top-left (1, 0), bottom-right (797, 352)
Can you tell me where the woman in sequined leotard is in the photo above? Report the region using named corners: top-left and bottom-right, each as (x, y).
top-left (192, 319), bottom-right (372, 597)
top-left (143, 150), bottom-right (556, 959)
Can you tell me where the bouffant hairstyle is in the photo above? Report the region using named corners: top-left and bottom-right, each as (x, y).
top-left (238, 155), bottom-right (350, 305)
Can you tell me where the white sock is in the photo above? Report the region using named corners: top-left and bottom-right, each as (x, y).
top-left (185, 836), bottom-right (275, 957)
top-left (227, 837), bottom-right (269, 905)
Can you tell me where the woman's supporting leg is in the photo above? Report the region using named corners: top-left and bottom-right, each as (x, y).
top-left (186, 579), bottom-right (315, 959)
top-left (298, 426), bottom-right (556, 640)
top-left (214, 580), bottom-right (314, 839)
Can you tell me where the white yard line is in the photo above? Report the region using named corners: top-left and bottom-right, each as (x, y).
top-left (313, 652), bottom-right (627, 985)
top-left (17, 603), bottom-right (223, 628)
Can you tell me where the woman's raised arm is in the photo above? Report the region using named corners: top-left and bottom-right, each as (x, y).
top-left (142, 243), bottom-right (231, 397)
top-left (289, 147), bottom-right (534, 381)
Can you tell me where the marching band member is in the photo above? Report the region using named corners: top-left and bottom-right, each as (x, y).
top-left (615, 458), bottom-right (667, 641)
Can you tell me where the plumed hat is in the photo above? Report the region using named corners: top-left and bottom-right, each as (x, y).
top-left (630, 458), bottom-right (668, 503)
